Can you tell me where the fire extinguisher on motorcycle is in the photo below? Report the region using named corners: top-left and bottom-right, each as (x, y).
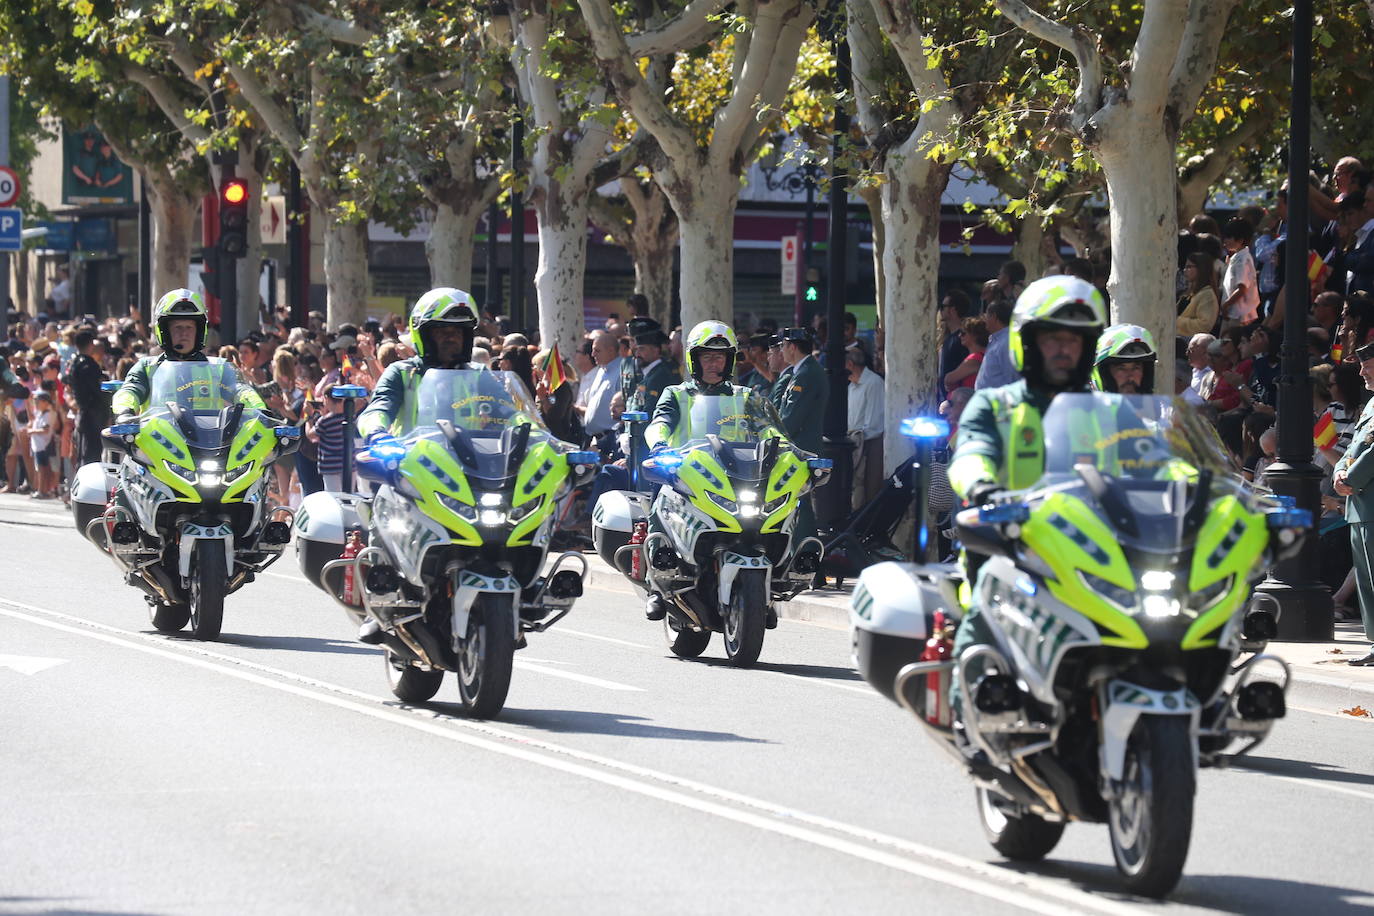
top-left (341, 528), bottom-right (364, 606)
top-left (920, 610), bottom-right (955, 726)
top-left (628, 518), bottom-right (648, 582)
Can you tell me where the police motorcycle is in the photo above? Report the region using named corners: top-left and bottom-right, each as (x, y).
top-left (295, 369), bottom-right (598, 718)
top-left (593, 395), bottom-right (829, 667)
top-left (72, 360), bottom-right (300, 640)
top-left (849, 393), bottom-right (1307, 898)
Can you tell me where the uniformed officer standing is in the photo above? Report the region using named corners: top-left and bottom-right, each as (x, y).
top-left (1331, 341), bottom-right (1374, 666)
top-left (773, 327), bottom-right (827, 454)
top-left (619, 318), bottom-right (681, 414)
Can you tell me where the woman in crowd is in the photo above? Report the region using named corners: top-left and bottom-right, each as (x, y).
top-left (1177, 251), bottom-right (1220, 337)
top-left (942, 317), bottom-right (989, 391)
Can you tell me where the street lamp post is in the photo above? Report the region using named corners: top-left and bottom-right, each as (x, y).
top-left (817, 28), bottom-right (854, 531)
top-left (1253, 0), bottom-right (1333, 641)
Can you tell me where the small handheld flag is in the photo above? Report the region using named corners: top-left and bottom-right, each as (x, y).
top-left (1314, 409), bottom-right (1337, 450)
top-left (545, 344), bottom-right (568, 391)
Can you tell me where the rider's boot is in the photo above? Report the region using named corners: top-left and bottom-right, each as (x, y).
top-left (357, 617), bottom-right (385, 644)
top-left (645, 593), bottom-right (668, 621)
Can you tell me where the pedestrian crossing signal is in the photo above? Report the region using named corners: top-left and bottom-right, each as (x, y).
top-left (805, 284), bottom-right (819, 302)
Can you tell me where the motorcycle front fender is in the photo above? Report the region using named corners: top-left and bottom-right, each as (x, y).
top-left (717, 551), bottom-right (773, 607)
top-left (178, 521), bottom-right (234, 579)
top-left (451, 569), bottom-right (521, 646)
top-left (1099, 678), bottom-right (1200, 781)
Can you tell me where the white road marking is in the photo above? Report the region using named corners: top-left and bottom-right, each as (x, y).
top-left (0, 519), bottom-right (65, 534)
top-left (0, 653), bottom-right (67, 675)
top-left (0, 596), bottom-right (1140, 916)
top-left (554, 627), bottom-right (655, 650)
top-left (514, 661), bottom-right (643, 691)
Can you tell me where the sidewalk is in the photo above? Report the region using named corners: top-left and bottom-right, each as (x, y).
top-left (579, 553), bottom-right (1374, 701)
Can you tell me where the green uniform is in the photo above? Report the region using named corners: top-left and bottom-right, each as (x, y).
top-left (623, 358), bottom-right (681, 415)
top-left (1334, 396), bottom-right (1374, 646)
top-left (357, 356), bottom-right (426, 440)
top-left (111, 353), bottom-right (265, 417)
top-left (948, 378), bottom-right (1070, 714)
top-left (775, 354), bottom-right (827, 455)
top-left (645, 378), bottom-right (769, 449)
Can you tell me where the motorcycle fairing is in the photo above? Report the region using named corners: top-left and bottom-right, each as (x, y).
top-left (1183, 494), bottom-right (1268, 649)
top-left (371, 485), bottom-right (452, 584)
top-left (1099, 679), bottom-right (1200, 781)
top-left (453, 569), bottom-right (521, 644)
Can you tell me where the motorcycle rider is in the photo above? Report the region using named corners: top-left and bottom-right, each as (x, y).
top-left (111, 289), bottom-right (265, 422)
top-left (640, 320), bottom-right (782, 621)
top-left (1091, 323), bottom-right (1157, 395)
top-left (357, 287), bottom-right (480, 447)
top-left (946, 276), bottom-right (1107, 741)
top-left (354, 287), bottom-right (480, 643)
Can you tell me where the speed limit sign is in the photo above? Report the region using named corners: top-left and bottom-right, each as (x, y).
top-left (0, 167), bottom-right (21, 208)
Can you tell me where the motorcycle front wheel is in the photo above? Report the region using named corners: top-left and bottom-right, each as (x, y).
top-left (1108, 715), bottom-right (1195, 898)
top-left (722, 569), bottom-right (766, 668)
top-left (976, 787), bottom-right (1064, 862)
top-left (456, 593), bottom-right (515, 718)
top-left (188, 541), bottom-right (227, 641)
top-left (385, 651), bottom-right (445, 704)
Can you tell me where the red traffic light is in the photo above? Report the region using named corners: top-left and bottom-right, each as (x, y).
top-left (221, 180), bottom-right (248, 206)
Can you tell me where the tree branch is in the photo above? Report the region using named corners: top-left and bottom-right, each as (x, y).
top-left (993, 0), bottom-right (1102, 132)
top-left (627, 0), bottom-right (729, 56)
top-left (123, 63), bottom-right (210, 146)
top-left (1126, 0), bottom-right (1189, 116)
top-left (576, 0), bottom-right (698, 165)
top-left (1165, 0), bottom-right (1240, 132)
top-left (224, 59), bottom-right (306, 160)
top-left (276, 0), bottom-right (376, 45)
top-left (866, 0), bottom-right (950, 106)
top-left (711, 0), bottom-right (810, 161)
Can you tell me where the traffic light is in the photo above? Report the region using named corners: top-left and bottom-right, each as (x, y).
top-left (804, 267), bottom-right (822, 303)
top-left (218, 178), bottom-right (250, 258)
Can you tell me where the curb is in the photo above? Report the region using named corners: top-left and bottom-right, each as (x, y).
top-left (577, 553), bottom-right (1374, 696)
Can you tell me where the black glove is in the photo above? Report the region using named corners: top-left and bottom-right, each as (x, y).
top-left (966, 482), bottom-right (1004, 507)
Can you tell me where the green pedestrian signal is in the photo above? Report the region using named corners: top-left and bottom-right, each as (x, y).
top-left (805, 284), bottom-right (819, 302)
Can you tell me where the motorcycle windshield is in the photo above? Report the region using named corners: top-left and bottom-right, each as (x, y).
top-left (1039, 393), bottom-right (1234, 552)
top-left (409, 369), bottom-right (553, 482)
top-left (670, 392), bottom-right (788, 483)
top-left (144, 358), bottom-right (247, 449)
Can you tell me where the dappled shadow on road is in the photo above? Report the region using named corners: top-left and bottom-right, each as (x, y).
top-left (180, 632), bottom-right (377, 656)
top-left (1232, 754), bottom-right (1374, 788)
top-left (0, 898), bottom-right (161, 916)
top-left (690, 656), bottom-right (863, 683)
top-left (998, 860), bottom-right (1374, 913)
top-left (443, 705), bottom-right (773, 744)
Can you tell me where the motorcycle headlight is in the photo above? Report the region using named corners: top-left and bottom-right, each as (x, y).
top-left (508, 500), bottom-right (539, 522)
top-left (764, 492), bottom-right (791, 513)
top-left (438, 492), bottom-right (478, 521)
top-left (1081, 571), bottom-right (1136, 609)
top-left (163, 459), bottom-right (196, 482)
top-left (706, 491), bottom-right (738, 514)
top-left (1192, 576), bottom-right (1233, 611)
top-left (222, 462), bottom-right (251, 483)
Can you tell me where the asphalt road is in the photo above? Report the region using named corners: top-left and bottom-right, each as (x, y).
top-left (2, 493), bottom-right (1372, 915)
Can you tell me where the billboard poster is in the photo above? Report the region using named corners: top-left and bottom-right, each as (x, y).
top-left (62, 124), bottom-right (133, 205)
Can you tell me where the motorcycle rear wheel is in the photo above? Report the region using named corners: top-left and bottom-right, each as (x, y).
top-left (723, 569), bottom-right (767, 668)
top-left (976, 787), bottom-right (1064, 862)
top-left (1108, 715), bottom-right (1195, 898)
top-left (664, 614), bottom-right (711, 658)
top-left (456, 593), bottom-right (515, 718)
top-left (385, 652), bottom-right (445, 704)
top-left (188, 541), bottom-right (227, 641)
top-left (148, 599), bottom-right (190, 634)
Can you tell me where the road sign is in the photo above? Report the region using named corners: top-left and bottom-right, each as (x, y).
top-left (0, 207), bottom-right (22, 251)
top-left (0, 166), bottom-right (20, 207)
top-left (781, 234), bottom-right (798, 296)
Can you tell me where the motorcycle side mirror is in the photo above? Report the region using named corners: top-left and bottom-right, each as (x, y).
top-left (100, 380), bottom-right (122, 393)
top-left (107, 423), bottom-right (140, 438)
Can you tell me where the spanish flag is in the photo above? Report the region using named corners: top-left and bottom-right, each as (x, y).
top-left (1332, 340), bottom-right (1344, 363)
top-left (545, 344), bottom-right (567, 391)
top-left (1308, 250), bottom-right (1331, 294)
top-left (1314, 409), bottom-right (1338, 449)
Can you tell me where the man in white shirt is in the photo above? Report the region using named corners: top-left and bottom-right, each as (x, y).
top-left (574, 330), bottom-right (622, 441)
top-left (1186, 333), bottom-right (1215, 396)
top-left (1221, 217), bottom-right (1260, 327)
top-left (845, 347), bottom-right (885, 508)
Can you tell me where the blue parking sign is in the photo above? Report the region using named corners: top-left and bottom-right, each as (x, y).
top-left (0, 208), bottom-right (21, 251)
